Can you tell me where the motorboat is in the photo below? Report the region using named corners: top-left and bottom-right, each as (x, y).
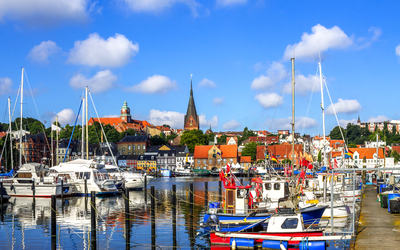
top-left (102, 164), bottom-right (153, 190)
top-left (1, 163), bottom-right (73, 198)
top-left (50, 159), bottom-right (119, 196)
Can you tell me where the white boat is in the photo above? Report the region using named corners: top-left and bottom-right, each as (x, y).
top-left (2, 163), bottom-right (73, 198)
top-left (50, 159), bottom-right (119, 196)
top-left (172, 166), bottom-right (192, 176)
top-left (102, 164), bottom-right (153, 190)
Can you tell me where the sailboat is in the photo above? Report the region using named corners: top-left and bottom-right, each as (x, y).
top-left (1, 68), bottom-right (73, 197)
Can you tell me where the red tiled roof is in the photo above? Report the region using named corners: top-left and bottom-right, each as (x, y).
top-left (0, 131), bottom-right (7, 138)
top-left (240, 156), bottom-right (251, 163)
top-left (267, 144), bottom-right (303, 161)
top-left (331, 151), bottom-right (342, 158)
top-left (193, 145), bottom-right (213, 159)
top-left (350, 148), bottom-right (384, 159)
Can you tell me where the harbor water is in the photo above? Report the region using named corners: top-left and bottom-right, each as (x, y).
top-left (0, 177), bottom-right (356, 249)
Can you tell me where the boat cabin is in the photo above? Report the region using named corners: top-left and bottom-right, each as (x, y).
top-left (224, 186), bottom-right (252, 214)
top-left (259, 179), bottom-right (290, 202)
top-left (266, 212), bottom-right (305, 233)
top-left (316, 173), bottom-right (345, 190)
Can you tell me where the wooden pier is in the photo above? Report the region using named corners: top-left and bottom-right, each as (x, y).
top-left (355, 185), bottom-right (400, 249)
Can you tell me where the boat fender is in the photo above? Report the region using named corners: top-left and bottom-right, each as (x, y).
top-left (10, 184), bottom-right (14, 191)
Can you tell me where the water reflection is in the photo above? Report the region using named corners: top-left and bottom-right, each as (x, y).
top-left (0, 177), bottom-right (355, 249)
top-left (0, 177), bottom-right (220, 250)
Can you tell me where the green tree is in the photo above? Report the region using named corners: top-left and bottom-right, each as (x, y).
top-left (151, 135), bottom-right (167, 145)
top-left (166, 133), bottom-right (178, 142)
top-left (217, 134), bottom-right (228, 144)
top-left (179, 129), bottom-right (207, 153)
top-left (330, 126), bottom-right (345, 139)
top-left (241, 141), bottom-right (257, 162)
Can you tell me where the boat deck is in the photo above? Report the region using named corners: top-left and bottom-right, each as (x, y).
top-left (356, 185), bottom-right (400, 249)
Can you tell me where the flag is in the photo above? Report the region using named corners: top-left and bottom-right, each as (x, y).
top-left (334, 158), bottom-right (338, 168)
top-left (271, 155), bottom-right (278, 163)
top-left (51, 124), bottom-right (61, 132)
top-left (344, 149), bottom-right (353, 159)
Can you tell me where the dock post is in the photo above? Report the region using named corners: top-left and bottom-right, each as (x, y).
top-left (125, 188), bottom-right (130, 249)
top-left (51, 195), bottom-right (56, 250)
top-left (172, 184), bottom-right (177, 249)
top-left (84, 177), bottom-right (87, 198)
top-left (323, 177), bottom-right (327, 203)
top-left (91, 191), bottom-right (96, 250)
top-left (32, 179), bottom-right (35, 204)
top-left (0, 180), bottom-right (3, 222)
top-left (151, 186), bottom-right (156, 250)
top-left (144, 175), bottom-right (148, 204)
top-left (61, 179), bottom-right (64, 199)
top-left (204, 182), bottom-right (208, 206)
top-left (219, 181), bottom-right (222, 203)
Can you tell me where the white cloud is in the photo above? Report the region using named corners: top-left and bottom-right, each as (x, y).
top-left (122, 0), bottom-right (200, 16)
top-left (198, 78), bottom-right (216, 88)
top-left (54, 109), bottom-right (77, 126)
top-left (127, 75), bottom-right (177, 94)
top-left (265, 117), bottom-right (317, 130)
top-left (200, 114), bottom-right (218, 128)
top-left (396, 44), bottom-right (400, 57)
top-left (213, 97), bottom-right (225, 106)
top-left (255, 92), bottom-right (283, 109)
top-left (251, 62), bottom-right (286, 90)
top-left (67, 33), bottom-right (139, 67)
top-left (0, 77), bottom-right (13, 96)
top-left (216, 0), bottom-right (247, 7)
top-left (367, 115), bottom-right (390, 123)
top-left (338, 119), bottom-right (357, 128)
top-left (148, 109), bottom-right (184, 128)
top-left (357, 27), bottom-right (382, 50)
top-left (223, 119), bottom-right (241, 130)
top-left (283, 24), bottom-right (353, 61)
top-left (27, 40), bottom-right (61, 63)
top-left (283, 74), bottom-right (319, 95)
top-left (69, 70), bottom-right (117, 93)
top-left (0, 0), bottom-right (93, 25)
top-left (326, 98), bottom-right (361, 115)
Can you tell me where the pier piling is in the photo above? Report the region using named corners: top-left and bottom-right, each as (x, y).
top-left (1, 180), bottom-right (3, 221)
top-left (219, 181), bottom-right (222, 203)
top-left (172, 184), bottom-right (177, 249)
top-left (51, 195), bottom-right (56, 249)
top-left (32, 179), bottom-right (35, 204)
top-left (125, 188), bottom-right (130, 249)
top-left (90, 191), bottom-right (96, 250)
top-left (204, 182), bottom-right (208, 206)
top-left (151, 186), bottom-right (156, 250)
top-left (61, 179), bottom-right (64, 199)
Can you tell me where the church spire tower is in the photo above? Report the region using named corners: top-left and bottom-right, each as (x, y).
top-left (184, 74), bottom-right (200, 130)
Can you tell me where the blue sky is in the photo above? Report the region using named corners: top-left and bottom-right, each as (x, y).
top-left (1, 0), bottom-right (400, 136)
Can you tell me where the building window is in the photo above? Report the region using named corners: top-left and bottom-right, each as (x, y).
top-left (209, 159), bottom-right (212, 164)
top-left (172, 159), bottom-right (174, 163)
top-left (128, 145), bottom-right (131, 150)
top-left (143, 145), bottom-right (146, 150)
top-left (224, 159), bottom-right (227, 163)
top-left (133, 145), bottom-right (136, 150)
top-left (197, 159), bottom-right (200, 164)
top-left (122, 147), bottom-right (125, 153)
top-left (138, 145), bottom-right (141, 150)
top-left (203, 159), bottom-right (206, 164)
top-left (168, 159), bottom-right (171, 164)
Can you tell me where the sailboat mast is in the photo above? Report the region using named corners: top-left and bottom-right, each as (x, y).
top-left (82, 96), bottom-right (85, 158)
top-left (19, 67), bottom-right (24, 167)
top-left (56, 115), bottom-right (58, 165)
top-left (291, 58), bottom-right (295, 167)
top-left (319, 62), bottom-right (327, 167)
top-left (8, 97), bottom-right (13, 170)
top-left (85, 87), bottom-right (89, 160)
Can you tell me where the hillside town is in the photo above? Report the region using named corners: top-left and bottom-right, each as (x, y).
top-left (1, 79), bottom-right (399, 174)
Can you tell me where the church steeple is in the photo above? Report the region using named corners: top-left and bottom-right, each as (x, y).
top-left (184, 74), bottom-right (200, 130)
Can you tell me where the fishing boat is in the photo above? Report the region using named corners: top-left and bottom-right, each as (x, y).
top-left (209, 211), bottom-right (325, 246)
top-left (50, 159), bottom-right (119, 196)
top-left (2, 163), bottom-right (73, 197)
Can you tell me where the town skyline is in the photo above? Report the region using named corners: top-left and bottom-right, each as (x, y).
top-left (1, 1), bottom-right (400, 135)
